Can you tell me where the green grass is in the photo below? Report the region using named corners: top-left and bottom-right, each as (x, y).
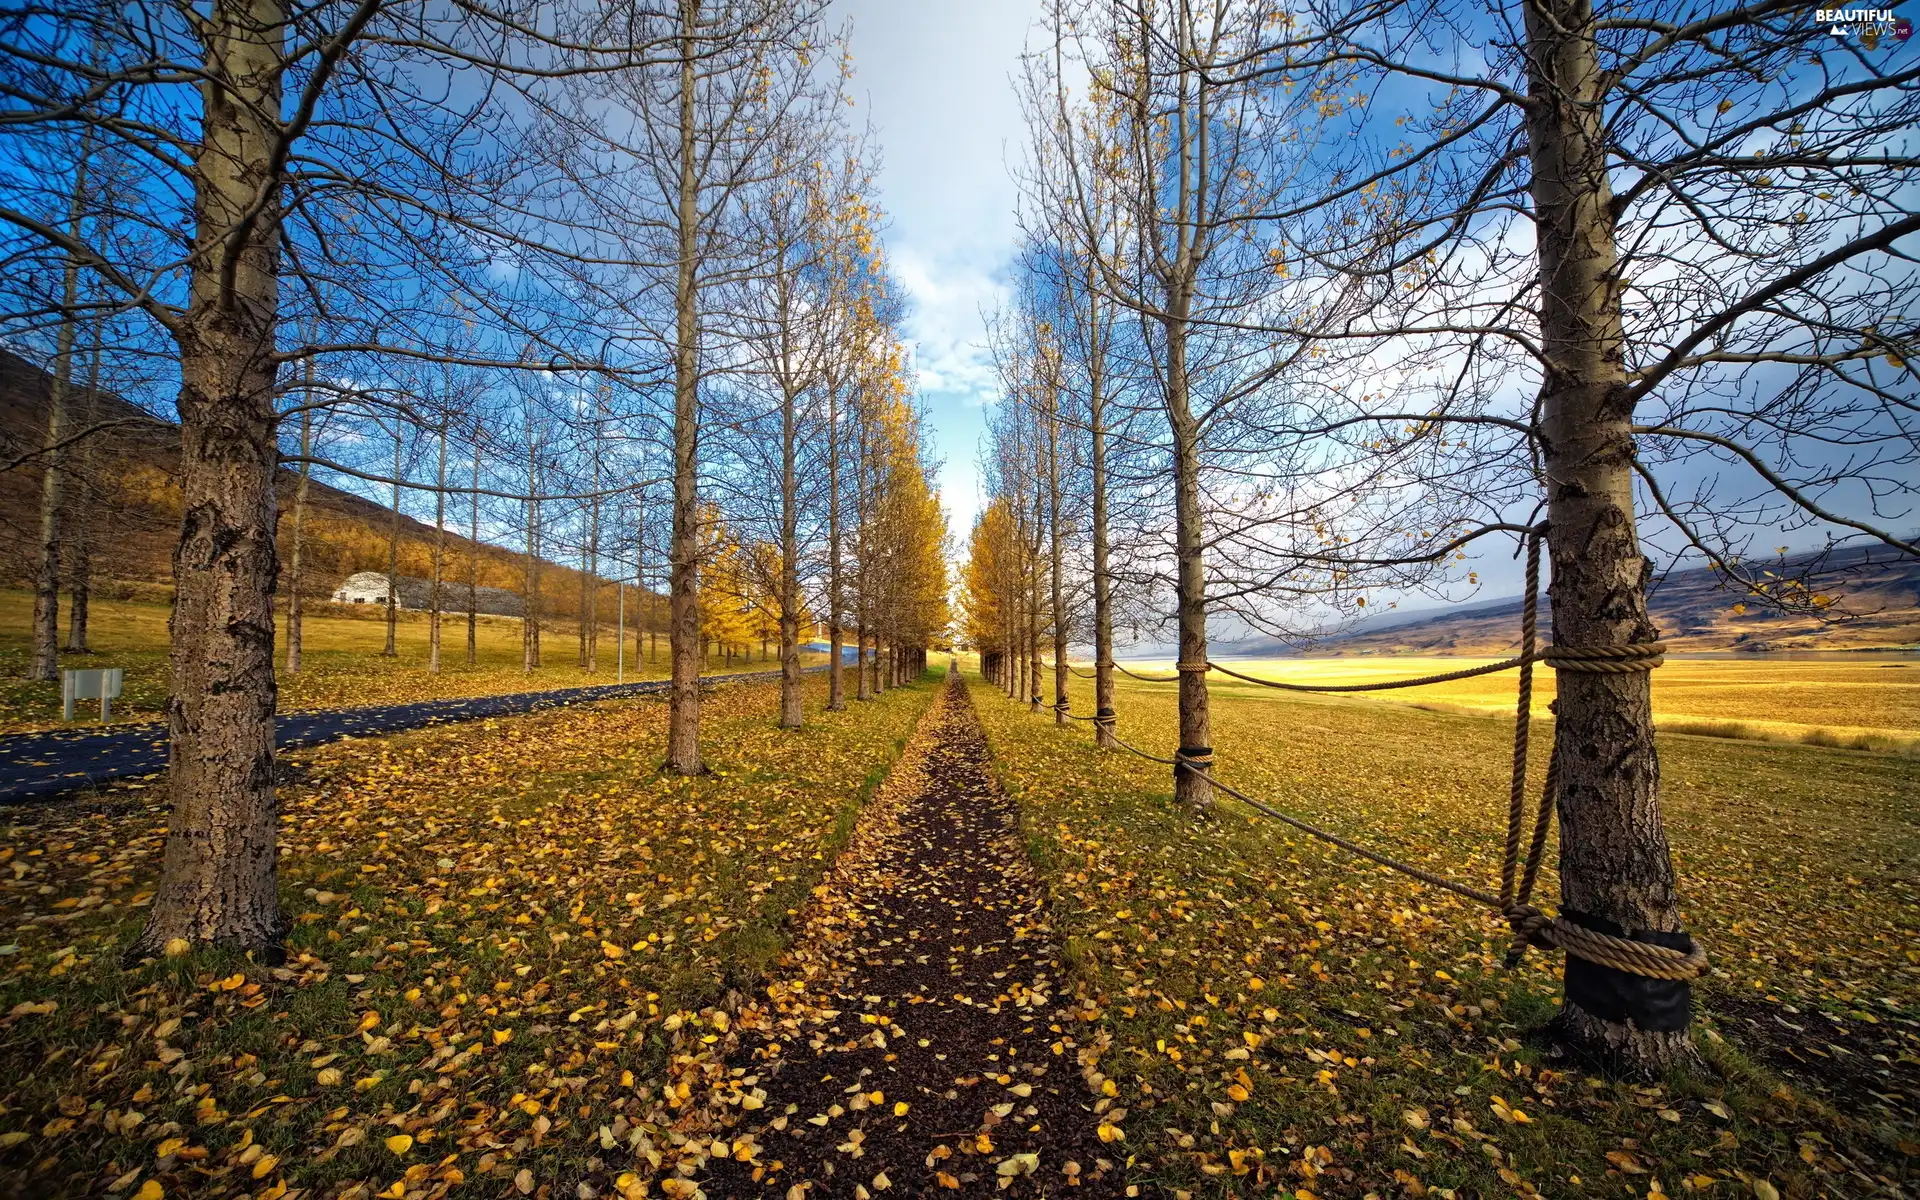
top-left (0, 672), bottom-right (941, 1199)
top-left (969, 667), bottom-right (1918, 1198)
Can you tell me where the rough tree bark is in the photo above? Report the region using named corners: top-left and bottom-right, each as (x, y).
top-left (467, 443), bottom-right (479, 666)
top-left (1026, 505), bottom-right (1041, 714)
top-left (1525, 0), bottom-right (1694, 1072)
top-left (634, 487), bottom-right (647, 670)
top-left (128, 0), bottom-right (287, 958)
top-left (524, 409), bottom-right (541, 673)
top-left (665, 0), bottom-right (704, 772)
top-left (429, 423), bottom-right (447, 673)
top-left (284, 374), bottom-right (312, 675)
top-left (586, 405), bottom-right (602, 674)
top-left (826, 377), bottom-right (845, 710)
top-left (1045, 357), bottom-right (1067, 727)
top-left (1089, 288), bottom-right (1115, 748)
top-left (383, 426), bottom-right (400, 656)
top-left (64, 328), bottom-right (102, 654)
top-left (31, 138), bottom-right (91, 682)
top-left (777, 351), bottom-right (802, 729)
top-left (1167, 312), bottom-right (1212, 814)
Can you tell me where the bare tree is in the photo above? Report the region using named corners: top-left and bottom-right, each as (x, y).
top-left (27, 129), bottom-right (95, 682)
top-left (283, 353), bottom-right (317, 676)
top-left (0, 0), bottom-right (703, 954)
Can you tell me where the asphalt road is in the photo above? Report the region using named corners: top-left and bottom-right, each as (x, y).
top-left (0, 667), bottom-right (802, 805)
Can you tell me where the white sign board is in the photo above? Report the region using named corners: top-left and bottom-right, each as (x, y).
top-left (63, 668), bottom-right (124, 722)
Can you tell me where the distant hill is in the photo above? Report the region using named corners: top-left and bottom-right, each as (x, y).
top-left (1228, 544), bottom-right (1920, 657)
top-left (0, 348), bottom-right (631, 623)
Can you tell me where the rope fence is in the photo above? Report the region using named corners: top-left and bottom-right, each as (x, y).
top-left (1005, 527), bottom-right (1705, 983)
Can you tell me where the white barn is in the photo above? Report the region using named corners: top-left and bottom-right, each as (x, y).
top-left (332, 571), bottom-right (397, 606)
top-left (329, 571), bottom-right (526, 618)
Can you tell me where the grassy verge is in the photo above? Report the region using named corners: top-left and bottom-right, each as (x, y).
top-left (0, 671), bottom-right (939, 1199)
top-left (969, 670), bottom-right (1917, 1198)
top-left (0, 588), bottom-right (819, 734)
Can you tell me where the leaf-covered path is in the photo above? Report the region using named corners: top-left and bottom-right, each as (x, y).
top-left (697, 675), bottom-right (1119, 1198)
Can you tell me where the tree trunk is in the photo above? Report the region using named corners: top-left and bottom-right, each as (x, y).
top-left (578, 527), bottom-right (590, 670)
top-left (384, 428), bottom-right (400, 656)
top-left (1027, 561), bottom-right (1041, 713)
top-left (1525, 0), bottom-right (1694, 1072)
top-left (856, 613), bottom-right (870, 700)
top-left (129, 0), bottom-right (287, 958)
top-left (284, 386), bottom-right (312, 675)
top-left (826, 382), bottom-right (844, 710)
top-left (1089, 291), bottom-right (1115, 748)
top-left (587, 421), bottom-right (602, 675)
top-left (779, 374), bottom-right (801, 727)
top-left (524, 407), bottom-right (542, 672)
top-left (429, 424), bottom-right (446, 673)
top-left (1046, 365), bottom-right (1067, 726)
top-left (1006, 573), bottom-right (1020, 701)
top-left (65, 327), bottom-right (102, 655)
top-left (30, 143), bottom-right (91, 683)
top-left (467, 443), bottom-right (479, 666)
top-left (665, 0), bottom-right (704, 773)
top-left (634, 487), bottom-right (647, 671)
top-left (1163, 306), bottom-right (1212, 812)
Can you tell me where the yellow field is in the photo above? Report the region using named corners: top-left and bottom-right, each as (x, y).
top-left (0, 589), bottom-right (814, 733)
top-left (1112, 653), bottom-right (1920, 753)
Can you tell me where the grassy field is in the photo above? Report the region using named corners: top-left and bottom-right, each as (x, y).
top-left (1123, 654), bottom-right (1920, 755)
top-left (0, 670), bottom-right (943, 1199)
top-left (0, 589), bottom-right (815, 734)
top-left (972, 665), bottom-right (1918, 1197)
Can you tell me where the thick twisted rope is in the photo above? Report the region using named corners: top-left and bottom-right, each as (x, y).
top-left (1207, 655), bottom-right (1532, 692)
top-left (1542, 641), bottom-right (1668, 673)
top-left (1011, 526), bottom-right (1706, 983)
top-left (1039, 658), bottom-right (1107, 681)
top-left (1500, 534), bottom-right (1545, 916)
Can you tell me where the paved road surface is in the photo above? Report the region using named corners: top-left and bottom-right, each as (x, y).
top-left (0, 667), bottom-right (803, 805)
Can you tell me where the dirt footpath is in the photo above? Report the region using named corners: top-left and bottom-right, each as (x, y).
top-left (698, 675), bottom-right (1120, 1198)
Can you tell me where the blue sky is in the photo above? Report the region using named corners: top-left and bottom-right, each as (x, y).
top-left (833, 0), bottom-right (1038, 547)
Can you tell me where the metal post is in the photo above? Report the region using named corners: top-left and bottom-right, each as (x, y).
top-left (617, 581), bottom-right (625, 684)
top-left (62, 672), bottom-right (73, 722)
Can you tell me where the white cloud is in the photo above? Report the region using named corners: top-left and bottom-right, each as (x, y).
top-left (831, 0), bottom-right (1039, 546)
top-left (893, 244), bottom-right (1006, 406)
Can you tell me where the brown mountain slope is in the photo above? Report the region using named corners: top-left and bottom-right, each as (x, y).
top-left (0, 348), bottom-right (620, 620)
top-left (1301, 544), bottom-right (1920, 656)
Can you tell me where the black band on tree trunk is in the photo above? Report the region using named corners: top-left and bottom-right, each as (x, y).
top-left (1172, 746), bottom-right (1213, 778)
top-left (1560, 909), bottom-right (1695, 1033)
